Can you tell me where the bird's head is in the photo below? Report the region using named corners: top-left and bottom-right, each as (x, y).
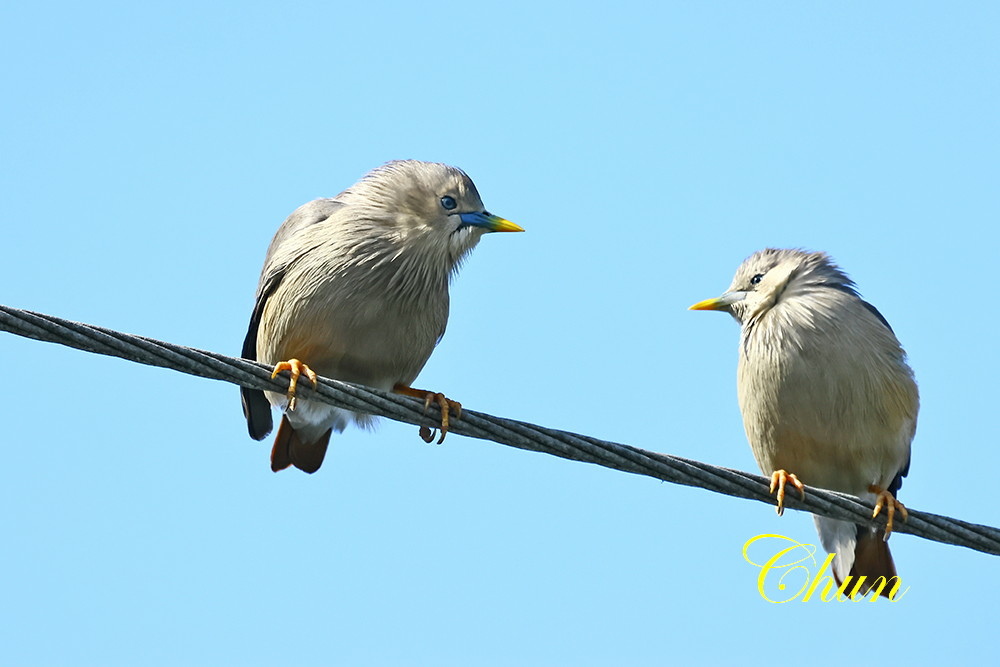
top-left (346, 160), bottom-right (523, 266)
top-left (689, 248), bottom-right (854, 326)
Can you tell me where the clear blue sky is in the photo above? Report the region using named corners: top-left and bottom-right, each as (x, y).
top-left (2, 2), bottom-right (997, 665)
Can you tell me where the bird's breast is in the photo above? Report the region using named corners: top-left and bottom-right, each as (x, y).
top-left (736, 321), bottom-right (915, 494)
top-left (258, 266), bottom-right (449, 390)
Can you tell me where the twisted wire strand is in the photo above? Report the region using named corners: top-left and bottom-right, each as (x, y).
top-left (2, 303), bottom-right (998, 556)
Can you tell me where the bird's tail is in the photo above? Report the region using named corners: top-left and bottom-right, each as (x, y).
top-left (849, 528), bottom-right (898, 598)
top-left (271, 415), bottom-right (332, 474)
top-left (814, 516), bottom-right (899, 599)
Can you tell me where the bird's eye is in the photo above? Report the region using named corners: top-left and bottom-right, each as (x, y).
top-left (750, 273), bottom-right (764, 286)
top-left (440, 195), bottom-right (457, 210)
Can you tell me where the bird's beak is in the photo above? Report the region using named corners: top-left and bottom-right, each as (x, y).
top-left (458, 211), bottom-right (525, 233)
top-left (689, 291), bottom-right (746, 312)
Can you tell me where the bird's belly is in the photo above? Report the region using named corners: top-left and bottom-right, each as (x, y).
top-left (260, 297), bottom-right (443, 391)
top-left (747, 426), bottom-right (890, 494)
top-left (739, 356), bottom-right (911, 495)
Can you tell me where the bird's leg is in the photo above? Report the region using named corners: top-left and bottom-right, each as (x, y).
top-left (270, 358), bottom-right (318, 412)
top-left (393, 384), bottom-right (462, 445)
top-left (869, 485), bottom-right (908, 539)
top-left (768, 470), bottom-right (805, 516)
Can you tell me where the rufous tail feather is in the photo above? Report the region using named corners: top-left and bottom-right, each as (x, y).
top-left (270, 415), bottom-right (332, 474)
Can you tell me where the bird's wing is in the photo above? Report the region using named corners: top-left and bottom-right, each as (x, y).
top-left (240, 199), bottom-right (346, 440)
top-left (825, 283), bottom-right (895, 333)
top-left (854, 297), bottom-right (916, 492)
top-left (855, 297), bottom-right (916, 490)
top-left (859, 299), bottom-right (894, 333)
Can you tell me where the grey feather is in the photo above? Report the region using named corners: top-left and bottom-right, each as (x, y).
top-left (239, 160), bottom-right (521, 472)
top-left (240, 204), bottom-right (344, 440)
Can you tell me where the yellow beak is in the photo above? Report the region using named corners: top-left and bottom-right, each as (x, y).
top-left (689, 297), bottom-right (728, 311)
top-left (689, 291), bottom-right (746, 311)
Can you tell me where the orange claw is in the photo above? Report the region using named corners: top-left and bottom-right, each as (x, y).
top-left (394, 385), bottom-right (462, 444)
top-left (769, 469), bottom-right (805, 516)
top-left (271, 358), bottom-right (318, 411)
top-left (869, 485), bottom-right (909, 539)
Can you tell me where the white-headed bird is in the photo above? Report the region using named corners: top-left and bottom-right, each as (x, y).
top-left (690, 248), bottom-right (917, 596)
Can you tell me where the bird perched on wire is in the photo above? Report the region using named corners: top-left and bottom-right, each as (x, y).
top-left (240, 160), bottom-right (524, 474)
top-left (690, 248), bottom-right (917, 596)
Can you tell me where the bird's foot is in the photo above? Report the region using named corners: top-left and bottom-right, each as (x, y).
top-left (769, 470), bottom-right (805, 516)
top-left (869, 485), bottom-right (908, 540)
top-left (270, 358), bottom-right (318, 412)
top-left (393, 384), bottom-right (462, 445)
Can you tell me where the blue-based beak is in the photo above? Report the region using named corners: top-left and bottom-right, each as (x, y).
top-left (457, 211), bottom-right (524, 233)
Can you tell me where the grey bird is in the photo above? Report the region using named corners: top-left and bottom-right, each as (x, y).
top-left (690, 248), bottom-right (917, 596)
top-left (240, 160), bottom-right (524, 473)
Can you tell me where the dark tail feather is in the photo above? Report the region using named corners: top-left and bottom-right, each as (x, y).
top-left (270, 415), bottom-right (332, 474)
top-left (242, 387), bottom-right (274, 440)
top-left (844, 528), bottom-right (899, 598)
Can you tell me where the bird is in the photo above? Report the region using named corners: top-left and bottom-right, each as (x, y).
top-left (689, 248), bottom-right (918, 597)
top-left (240, 160), bottom-right (524, 474)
